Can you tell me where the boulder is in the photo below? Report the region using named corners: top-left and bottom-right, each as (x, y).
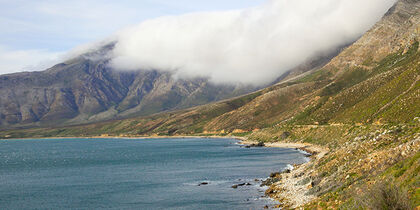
top-left (198, 182), bottom-right (209, 186)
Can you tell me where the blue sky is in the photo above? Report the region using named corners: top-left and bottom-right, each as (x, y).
top-left (0, 0), bottom-right (265, 74)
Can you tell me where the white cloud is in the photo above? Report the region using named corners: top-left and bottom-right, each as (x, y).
top-left (110, 0), bottom-right (397, 85)
top-left (0, 46), bottom-right (64, 75)
top-left (0, 0), bottom-right (266, 76)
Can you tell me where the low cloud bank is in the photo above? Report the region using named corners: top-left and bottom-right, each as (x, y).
top-left (110, 0), bottom-right (396, 85)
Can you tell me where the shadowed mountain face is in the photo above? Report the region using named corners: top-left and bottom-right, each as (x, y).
top-left (0, 47), bottom-right (259, 128)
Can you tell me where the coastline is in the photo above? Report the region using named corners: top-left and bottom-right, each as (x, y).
top-left (239, 139), bottom-right (329, 208)
top-left (0, 135), bottom-right (247, 141)
top-left (238, 139), bottom-right (328, 159)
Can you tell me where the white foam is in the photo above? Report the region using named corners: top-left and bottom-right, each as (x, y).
top-left (284, 164), bottom-right (294, 171)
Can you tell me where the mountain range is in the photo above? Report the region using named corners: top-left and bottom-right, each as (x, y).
top-left (0, 41), bottom-right (339, 129)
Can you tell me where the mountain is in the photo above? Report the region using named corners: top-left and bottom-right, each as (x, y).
top-left (0, 44), bottom-right (260, 128)
top-left (2, 0), bottom-right (418, 208)
top-left (40, 0), bottom-right (418, 135)
top-left (0, 40), bottom-right (342, 129)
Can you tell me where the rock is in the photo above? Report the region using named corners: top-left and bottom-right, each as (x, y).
top-left (261, 177), bottom-right (281, 187)
top-left (232, 183), bottom-right (251, 188)
top-left (270, 172), bottom-right (281, 178)
top-left (306, 186), bottom-right (321, 195)
top-left (265, 186), bottom-right (277, 195)
top-left (264, 205), bottom-right (269, 209)
top-left (266, 188), bottom-right (274, 194)
top-left (297, 177), bottom-right (311, 186)
top-left (198, 182), bottom-right (209, 186)
top-left (281, 131), bottom-right (291, 139)
top-left (248, 142), bottom-right (265, 147)
top-left (293, 172), bottom-right (305, 178)
top-left (311, 178), bottom-right (321, 187)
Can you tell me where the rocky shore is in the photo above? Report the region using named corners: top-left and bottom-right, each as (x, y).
top-left (239, 139), bottom-right (329, 208)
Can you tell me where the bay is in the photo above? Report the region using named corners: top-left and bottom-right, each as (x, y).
top-left (0, 138), bottom-right (307, 209)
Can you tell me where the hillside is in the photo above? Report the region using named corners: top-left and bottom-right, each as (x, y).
top-left (1, 0), bottom-right (419, 208)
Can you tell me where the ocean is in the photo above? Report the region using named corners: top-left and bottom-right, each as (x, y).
top-left (0, 137), bottom-right (307, 209)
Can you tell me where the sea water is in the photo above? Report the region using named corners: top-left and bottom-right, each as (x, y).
top-left (0, 138), bottom-right (307, 209)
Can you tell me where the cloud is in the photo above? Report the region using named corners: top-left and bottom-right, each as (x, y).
top-left (0, 46), bottom-right (64, 75)
top-left (0, 0), bottom-right (267, 76)
top-left (110, 0), bottom-right (397, 85)
top-left (0, 0), bottom-right (266, 52)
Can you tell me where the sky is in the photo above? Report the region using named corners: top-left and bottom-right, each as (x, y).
top-left (0, 0), bottom-right (396, 85)
top-left (0, 0), bottom-right (265, 75)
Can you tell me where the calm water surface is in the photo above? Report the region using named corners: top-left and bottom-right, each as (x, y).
top-left (0, 138), bottom-right (307, 209)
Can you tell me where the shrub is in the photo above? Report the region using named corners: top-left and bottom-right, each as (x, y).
top-left (354, 180), bottom-right (413, 210)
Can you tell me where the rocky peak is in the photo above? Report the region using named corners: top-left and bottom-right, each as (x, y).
top-left (327, 0), bottom-right (419, 70)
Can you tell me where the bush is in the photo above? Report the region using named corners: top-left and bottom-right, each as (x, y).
top-left (354, 180), bottom-right (413, 210)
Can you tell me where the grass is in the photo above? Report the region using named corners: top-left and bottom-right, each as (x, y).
top-left (320, 68), bottom-right (369, 97)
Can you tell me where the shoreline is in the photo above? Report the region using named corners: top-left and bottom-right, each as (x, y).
top-left (239, 139), bottom-right (329, 208)
top-left (2, 135), bottom-right (327, 208)
top-left (238, 139), bottom-right (328, 159)
top-left (0, 135), bottom-right (247, 141)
